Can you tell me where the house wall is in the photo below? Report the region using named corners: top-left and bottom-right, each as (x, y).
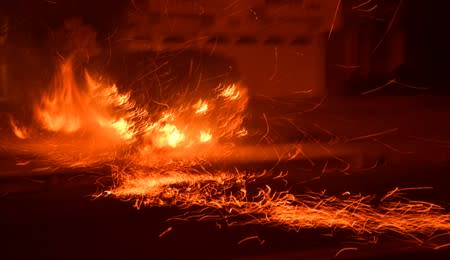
top-left (120, 0), bottom-right (342, 97)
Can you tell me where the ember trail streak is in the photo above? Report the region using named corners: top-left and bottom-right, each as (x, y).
top-left (109, 169), bottom-right (450, 243)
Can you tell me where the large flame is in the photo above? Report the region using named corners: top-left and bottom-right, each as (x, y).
top-left (34, 57), bottom-right (137, 140)
top-left (31, 57), bottom-right (248, 152)
top-left (3, 56), bottom-right (250, 170)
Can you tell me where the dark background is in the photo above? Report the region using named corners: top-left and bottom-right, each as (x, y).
top-left (1, 0), bottom-right (449, 95)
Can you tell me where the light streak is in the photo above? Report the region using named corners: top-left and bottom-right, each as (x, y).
top-left (335, 247), bottom-right (358, 257)
top-left (107, 168), bottom-right (450, 245)
top-left (238, 235), bottom-right (264, 245)
top-left (158, 226), bottom-right (173, 238)
top-left (371, 0), bottom-right (403, 55)
top-left (352, 0), bottom-right (374, 10)
top-left (328, 0), bottom-right (341, 40)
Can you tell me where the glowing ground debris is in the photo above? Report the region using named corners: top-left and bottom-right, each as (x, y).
top-left (108, 169), bottom-right (450, 244)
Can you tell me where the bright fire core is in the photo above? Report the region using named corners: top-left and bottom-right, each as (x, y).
top-left (6, 57), bottom-right (450, 247)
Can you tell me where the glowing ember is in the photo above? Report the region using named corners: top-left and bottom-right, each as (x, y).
top-left (236, 128), bottom-right (248, 137)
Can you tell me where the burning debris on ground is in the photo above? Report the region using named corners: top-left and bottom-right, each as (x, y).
top-left (1, 1), bottom-right (450, 259)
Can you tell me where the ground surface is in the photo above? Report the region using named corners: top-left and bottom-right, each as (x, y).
top-left (1, 96), bottom-right (450, 259)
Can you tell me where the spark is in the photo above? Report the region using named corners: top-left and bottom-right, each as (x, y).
top-left (224, 0), bottom-right (241, 11)
top-left (373, 138), bottom-right (413, 154)
top-left (328, 0), bottom-right (341, 40)
top-left (434, 243), bottom-right (450, 250)
top-left (322, 160), bottom-right (329, 174)
top-left (158, 226), bottom-right (173, 238)
top-left (361, 78), bottom-right (428, 95)
top-left (258, 113), bottom-right (270, 144)
top-left (208, 36), bottom-right (218, 56)
top-left (301, 95), bottom-right (327, 113)
top-left (238, 235), bottom-right (264, 245)
top-left (107, 169), bottom-right (450, 244)
top-left (334, 247), bottom-right (358, 257)
top-left (16, 161), bottom-right (31, 166)
top-left (352, 0), bottom-right (373, 10)
top-left (236, 128), bottom-right (248, 137)
top-left (358, 4), bottom-right (378, 12)
top-left (372, 0), bottom-right (403, 55)
top-left (345, 128), bottom-right (399, 143)
top-left (269, 47), bottom-right (278, 80)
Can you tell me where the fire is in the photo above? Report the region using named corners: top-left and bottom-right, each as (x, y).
top-left (109, 118), bottom-right (135, 140)
top-left (8, 56), bottom-right (248, 165)
top-left (157, 124), bottom-right (185, 148)
top-left (193, 99), bottom-right (209, 114)
top-left (5, 55), bottom-right (450, 247)
top-left (35, 59), bottom-right (82, 133)
top-left (199, 130), bottom-right (212, 143)
top-left (9, 116), bottom-right (30, 139)
top-left (34, 57), bottom-right (139, 140)
top-left (28, 56), bottom-right (247, 148)
top-left (219, 84), bottom-right (241, 100)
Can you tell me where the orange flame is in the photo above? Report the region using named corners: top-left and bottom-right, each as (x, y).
top-left (22, 57), bottom-right (248, 166)
top-left (35, 59), bottom-right (84, 133)
top-left (9, 116), bottom-right (30, 139)
top-left (34, 57), bottom-right (137, 141)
